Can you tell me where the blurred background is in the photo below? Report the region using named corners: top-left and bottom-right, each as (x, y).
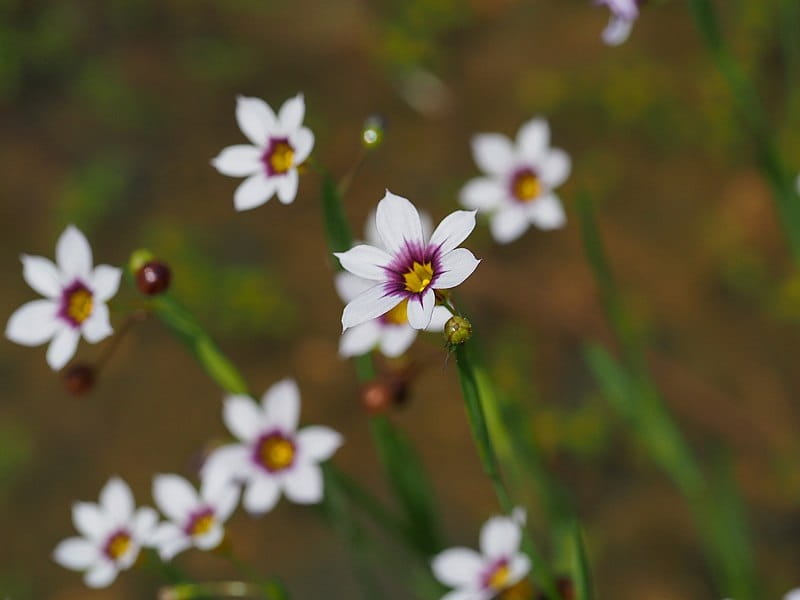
top-left (1, 0), bottom-right (800, 598)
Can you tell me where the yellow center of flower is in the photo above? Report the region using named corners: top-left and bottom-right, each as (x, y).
top-left (67, 289), bottom-right (93, 323)
top-left (383, 300), bottom-right (409, 325)
top-left (106, 532), bottom-right (131, 561)
top-left (487, 563), bottom-right (511, 590)
top-left (512, 172), bottom-right (542, 202)
top-left (269, 142), bottom-right (295, 174)
top-left (403, 262), bottom-right (434, 294)
top-left (260, 436), bottom-right (295, 471)
top-left (190, 513), bottom-right (215, 537)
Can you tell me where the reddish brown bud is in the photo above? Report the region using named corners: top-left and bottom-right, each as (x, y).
top-left (361, 380), bottom-right (394, 414)
top-left (136, 260), bottom-right (171, 296)
top-left (534, 576), bottom-right (575, 600)
top-left (63, 363), bottom-right (96, 395)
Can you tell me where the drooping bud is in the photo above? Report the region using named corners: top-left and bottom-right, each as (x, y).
top-left (62, 363), bottom-right (96, 395)
top-left (361, 115), bottom-right (386, 149)
top-left (135, 260), bottom-right (172, 296)
top-left (360, 376), bottom-right (410, 414)
top-left (444, 315), bottom-right (472, 346)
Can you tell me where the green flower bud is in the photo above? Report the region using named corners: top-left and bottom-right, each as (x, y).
top-left (444, 315), bottom-right (472, 346)
top-left (361, 115), bottom-right (386, 149)
top-left (128, 249), bottom-right (155, 275)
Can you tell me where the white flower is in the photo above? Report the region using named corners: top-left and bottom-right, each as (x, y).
top-left (460, 118), bottom-right (570, 244)
top-left (596, 0), bottom-right (640, 46)
top-left (53, 477), bottom-right (157, 589)
top-left (212, 94), bottom-right (314, 211)
top-left (431, 510), bottom-right (531, 600)
top-left (334, 209), bottom-right (451, 357)
top-left (785, 590), bottom-right (800, 600)
top-left (334, 191), bottom-right (479, 331)
top-left (202, 378), bottom-right (343, 514)
top-left (5, 225), bottom-right (121, 370)
top-left (150, 474), bottom-right (239, 561)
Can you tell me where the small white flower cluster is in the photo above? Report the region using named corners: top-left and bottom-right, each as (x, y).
top-left (53, 378), bottom-right (341, 588)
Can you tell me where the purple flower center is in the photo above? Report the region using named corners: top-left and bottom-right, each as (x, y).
top-left (481, 557), bottom-right (511, 590)
top-left (58, 279), bottom-right (94, 328)
top-left (382, 241), bottom-right (443, 300)
top-left (261, 137), bottom-right (295, 176)
top-left (252, 430), bottom-right (296, 473)
top-left (509, 167), bottom-right (542, 203)
top-left (103, 528), bottom-right (132, 562)
top-left (184, 507), bottom-right (216, 537)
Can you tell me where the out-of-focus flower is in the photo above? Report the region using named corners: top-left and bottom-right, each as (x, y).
top-left (6, 226), bottom-right (121, 370)
top-left (202, 378), bottom-right (342, 514)
top-left (596, 0), bottom-right (641, 46)
top-left (460, 118), bottom-right (570, 244)
top-left (53, 477), bottom-right (157, 588)
top-left (212, 94), bottom-right (314, 211)
top-left (785, 590), bottom-right (800, 600)
top-left (335, 191), bottom-right (479, 331)
top-left (431, 509), bottom-right (531, 600)
top-left (150, 474), bottom-right (239, 561)
top-left (334, 209), bottom-right (450, 357)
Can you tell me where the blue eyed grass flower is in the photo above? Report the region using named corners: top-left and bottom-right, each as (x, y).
top-left (5, 225), bottom-right (121, 370)
top-left (150, 474), bottom-right (240, 561)
top-left (53, 477), bottom-right (158, 588)
top-left (212, 94), bottom-right (314, 211)
top-left (460, 119), bottom-right (570, 244)
top-left (431, 509), bottom-right (531, 600)
top-left (335, 191), bottom-right (479, 331)
top-left (202, 378), bottom-right (343, 514)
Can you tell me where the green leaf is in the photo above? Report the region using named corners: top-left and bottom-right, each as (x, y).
top-left (321, 174), bottom-right (354, 257)
top-left (571, 524), bottom-right (594, 600)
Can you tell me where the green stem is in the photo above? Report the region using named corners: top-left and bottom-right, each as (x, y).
top-left (218, 545), bottom-right (289, 600)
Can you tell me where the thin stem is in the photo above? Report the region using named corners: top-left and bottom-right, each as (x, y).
top-left (95, 309), bottom-right (148, 372)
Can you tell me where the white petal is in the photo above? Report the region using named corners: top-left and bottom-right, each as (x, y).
top-left (212, 145), bottom-right (262, 177)
top-left (338, 321), bottom-right (382, 357)
top-left (236, 96), bottom-right (276, 146)
top-left (100, 477), bottom-right (134, 524)
top-left (516, 118), bottom-right (550, 163)
top-left (296, 426), bottom-right (343, 462)
top-left (133, 507), bottom-right (159, 543)
top-left (441, 591), bottom-right (483, 600)
top-left (429, 210), bottom-right (477, 255)
top-left (471, 134), bottom-right (515, 176)
top-left (56, 225), bottom-right (93, 281)
top-left (490, 206), bottom-right (530, 244)
top-left (278, 93), bottom-right (305, 132)
top-left (426, 305), bottom-right (452, 333)
top-left (53, 537), bottom-right (99, 570)
top-left (73, 502), bottom-right (110, 540)
top-left (480, 516), bottom-right (521, 559)
top-left (334, 271), bottom-right (374, 303)
top-left (47, 327), bottom-right (80, 370)
top-left (459, 178), bottom-right (505, 212)
top-left (5, 300), bottom-right (59, 346)
top-left (157, 530), bottom-right (191, 561)
top-left (378, 326), bottom-right (417, 357)
top-left (435, 249), bottom-right (480, 289)
top-left (282, 463), bottom-right (323, 504)
top-left (153, 474), bottom-right (200, 523)
top-left (81, 303), bottom-right (113, 343)
top-left (84, 562), bottom-right (118, 588)
top-left (539, 149), bottom-right (571, 189)
top-left (21, 254), bottom-right (61, 298)
top-left (527, 194), bottom-right (566, 230)
top-left (431, 547), bottom-right (484, 588)
top-left (150, 522), bottom-right (184, 548)
top-left (205, 482), bottom-right (240, 523)
top-left (291, 127), bottom-right (315, 164)
top-left (201, 444), bottom-right (250, 490)
top-left (507, 553), bottom-right (532, 585)
top-left (242, 476), bottom-right (281, 514)
top-left (223, 395), bottom-right (263, 442)
top-left (262, 378), bottom-right (301, 433)
top-left (194, 524), bottom-right (225, 550)
top-left (784, 590), bottom-right (800, 600)
top-left (90, 265), bottom-right (121, 303)
top-left (602, 15), bottom-right (633, 46)
top-left (234, 173), bottom-right (275, 211)
top-left (276, 169), bottom-right (299, 205)
top-left (341, 284), bottom-right (403, 331)
top-left (375, 191), bottom-right (425, 253)
top-left (406, 289), bottom-right (435, 330)
top-left (334, 245), bottom-right (392, 281)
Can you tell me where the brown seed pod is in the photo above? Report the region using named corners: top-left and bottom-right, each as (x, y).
top-left (136, 260), bottom-right (171, 296)
top-left (62, 363), bottom-right (96, 395)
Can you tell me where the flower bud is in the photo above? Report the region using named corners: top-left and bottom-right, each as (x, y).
top-left (360, 377), bottom-right (409, 414)
top-left (444, 315), bottom-right (472, 346)
top-left (62, 363), bottom-right (95, 395)
top-left (361, 115), bottom-right (386, 149)
top-left (136, 260), bottom-right (171, 296)
top-left (534, 576), bottom-right (575, 600)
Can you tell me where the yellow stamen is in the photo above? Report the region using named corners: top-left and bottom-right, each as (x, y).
top-left (487, 564), bottom-right (510, 590)
top-left (383, 300), bottom-right (409, 325)
top-left (260, 436), bottom-right (295, 471)
top-left (512, 172), bottom-right (541, 202)
top-left (67, 289), bottom-right (93, 323)
top-left (269, 142), bottom-right (295, 174)
top-left (106, 532), bottom-right (131, 561)
top-left (190, 513), bottom-right (215, 537)
top-left (403, 262), bottom-right (434, 294)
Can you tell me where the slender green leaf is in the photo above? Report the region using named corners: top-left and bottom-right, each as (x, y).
top-left (321, 174), bottom-right (354, 256)
top-left (571, 525), bottom-right (594, 600)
